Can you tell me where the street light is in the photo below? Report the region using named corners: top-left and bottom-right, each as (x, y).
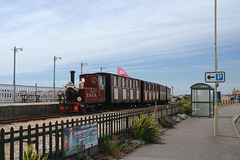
top-left (100, 66), bottom-right (107, 72)
top-left (13, 46), bottom-right (23, 102)
top-left (53, 56), bottom-right (62, 101)
top-left (214, 0), bottom-right (218, 136)
top-left (81, 62), bottom-right (87, 75)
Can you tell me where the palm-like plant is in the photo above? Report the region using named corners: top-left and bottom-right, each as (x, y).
top-left (24, 144), bottom-right (48, 160)
top-left (130, 113), bottom-right (162, 143)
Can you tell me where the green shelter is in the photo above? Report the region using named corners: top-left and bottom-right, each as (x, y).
top-left (190, 83), bottom-right (214, 117)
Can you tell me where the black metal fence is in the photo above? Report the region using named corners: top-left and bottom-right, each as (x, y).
top-left (0, 104), bottom-right (180, 160)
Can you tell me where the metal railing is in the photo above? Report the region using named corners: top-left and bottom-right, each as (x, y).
top-left (0, 84), bottom-right (64, 103)
top-left (218, 99), bottom-right (236, 107)
top-left (0, 104), bottom-right (180, 160)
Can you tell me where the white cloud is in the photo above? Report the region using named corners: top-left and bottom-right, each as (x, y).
top-left (0, 0), bottom-right (240, 95)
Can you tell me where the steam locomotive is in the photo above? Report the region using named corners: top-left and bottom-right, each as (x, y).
top-left (59, 71), bottom-right (171, 113)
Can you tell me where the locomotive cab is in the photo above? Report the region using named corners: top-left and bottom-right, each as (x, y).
top-left (60, 71), bottom-right (106, 113)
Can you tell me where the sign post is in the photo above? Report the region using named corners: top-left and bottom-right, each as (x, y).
top-left (205, 71), bottom-right (225, 136)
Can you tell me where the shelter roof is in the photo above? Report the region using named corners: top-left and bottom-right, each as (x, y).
top-left (190, 83), bottom-right (214, 90)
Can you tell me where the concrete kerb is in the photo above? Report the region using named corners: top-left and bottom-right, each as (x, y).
top-left (232, 113), bottom-right (240, 142)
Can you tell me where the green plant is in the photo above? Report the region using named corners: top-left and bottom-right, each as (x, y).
top-left (180, 103), bottom-right (191, 116)
top-left (24, 144), bottom-right (48, 160)
top-left (93, 140), bottom-right (142, 160)
top-left (175, 98), bottom-right (191, 116)
top-left (99, 136), bottom-right (119, 154)
top-left (130, 113), bottom-right (162, 143)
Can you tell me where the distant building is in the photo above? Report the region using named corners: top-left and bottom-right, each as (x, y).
top-left (232, 88), bottom-right (240, 96)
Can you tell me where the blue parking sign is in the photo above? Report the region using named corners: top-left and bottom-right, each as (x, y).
top-left (216, 74), bottom-right (223, 80)
top-left (205, 71), bottom-right (225, 83)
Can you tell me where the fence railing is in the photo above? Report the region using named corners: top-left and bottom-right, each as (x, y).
top-left (0, 84), bottom-right (64, 103)
top-left (0, 104), bottom-right (180, 160)
top-left (218, 99), bottom-right (235, 107)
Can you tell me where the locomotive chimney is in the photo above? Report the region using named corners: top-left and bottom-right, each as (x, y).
top-left (70, 70), bottom-right (75, 84)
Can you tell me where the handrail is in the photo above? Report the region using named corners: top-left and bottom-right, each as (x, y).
top-left (0, 84), bottom-right (64, 102)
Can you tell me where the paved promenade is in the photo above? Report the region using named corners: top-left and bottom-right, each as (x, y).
top-left (124, 105), bottom-right (240, 160)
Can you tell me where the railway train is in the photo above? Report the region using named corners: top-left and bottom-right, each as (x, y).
top-left (59, 71), bottom-right (171, 113)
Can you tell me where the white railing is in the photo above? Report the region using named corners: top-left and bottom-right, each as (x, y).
top-left (0, 84), bottom-right (64, 103)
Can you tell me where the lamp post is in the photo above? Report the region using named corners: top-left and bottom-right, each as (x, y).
top-left (214, 0), bottom-right (218, 136)
top-left (100, 66), bottom-right (107, 72)
top-left (81, 62), bottom-right (87, 75)
top-left (53, 56), bottom-right (62, 101)
top-left (13, 46), bottom-right (23, 103)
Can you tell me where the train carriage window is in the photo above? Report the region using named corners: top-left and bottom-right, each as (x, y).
top-left (99, 76), bottom-right (102, 85)
top-left (130, 79), bottom-right (132, 88)
top-left (133, 80), bottom-right (135, 88)
top-left (114, 76), bottom-right (117, 86)
top-left (126, 79), bottom-right (129, 88)
top-left (118, 77), bottom-right (121, 87)
top-left (99, 76), bottom-right (105, 89)
top-left (122, 77), bottom-right (126, 87)
top-left (136, 81), bottom-right (138, 89)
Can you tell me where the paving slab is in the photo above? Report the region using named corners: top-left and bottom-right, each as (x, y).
top-left (123, 105), bottom-right (240, 160)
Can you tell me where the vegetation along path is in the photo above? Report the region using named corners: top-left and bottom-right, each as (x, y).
top-left (124, 105), bottom-right (240, 160)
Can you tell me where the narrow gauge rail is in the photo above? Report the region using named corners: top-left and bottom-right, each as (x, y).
top-left (0, 114), bottom-right (66, 125)
top-left (0, 104), bottom-right (167, 124)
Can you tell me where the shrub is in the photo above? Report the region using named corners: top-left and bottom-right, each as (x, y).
top-left (130, 113), bottom-right (162, 143)
top-left (180, 103), bottom-right (191, 116)
top-left (99, 136), bottom-right (119, 154)
top-left (158, 116), bottom-right (175, 128)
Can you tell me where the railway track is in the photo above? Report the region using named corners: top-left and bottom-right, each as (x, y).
top-left (0, 113), bottom-right (69, 124)
top-left (0, 105), bottom-right (167, 124)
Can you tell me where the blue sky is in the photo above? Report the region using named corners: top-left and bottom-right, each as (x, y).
top-left (0, 0), bottom-right (240, 95)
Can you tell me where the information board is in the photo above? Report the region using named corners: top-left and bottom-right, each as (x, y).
top-left (63, 122), bottom-right (98, 157)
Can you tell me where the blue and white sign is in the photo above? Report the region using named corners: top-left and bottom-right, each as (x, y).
top-left (205, 72), bottom-right (225, 83)
top-left (63, 122), bottom-right (98, 157)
